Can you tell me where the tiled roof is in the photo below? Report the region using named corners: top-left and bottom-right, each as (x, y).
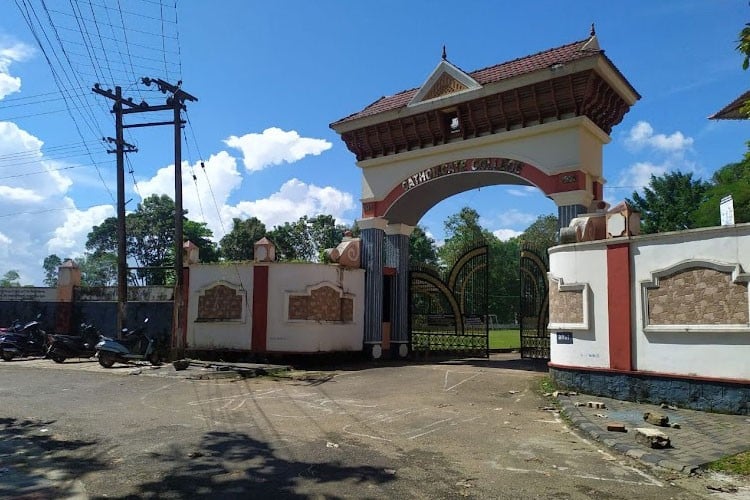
top-left (333, 37), bottom-right (602, 126)
top-left (709, 90), bottom-right (750, 120)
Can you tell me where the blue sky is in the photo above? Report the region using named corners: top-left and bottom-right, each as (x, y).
top-left (0, 1), bottom-right (748, 285)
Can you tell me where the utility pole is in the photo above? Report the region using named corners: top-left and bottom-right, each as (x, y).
top-left (93, 80), bottom-right (197, 357)
top-left (94, 85), bottom-right (137, 335)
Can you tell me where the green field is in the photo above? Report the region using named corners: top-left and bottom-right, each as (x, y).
top-left (489, 329), bottom-right (520, 350)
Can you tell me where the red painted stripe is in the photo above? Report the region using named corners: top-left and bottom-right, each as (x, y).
top-left (252, 265), bottom-right (269, 352)
top-left (606, 242), bottom-right (632, 370)
top-left (181, 267), bottom-right (190, 348)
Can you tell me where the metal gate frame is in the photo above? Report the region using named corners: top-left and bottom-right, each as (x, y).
top-left (519, 244), bottom-right (550, 359)
top-left (409, 245), bottom-right (489, 357)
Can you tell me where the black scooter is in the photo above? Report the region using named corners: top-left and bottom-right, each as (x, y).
top-left (0, 315), bottom-right (47, 361)
top-left (95, 318), bottom-right (162, 368)
top-left (46, 323), bottom-right (100, 363)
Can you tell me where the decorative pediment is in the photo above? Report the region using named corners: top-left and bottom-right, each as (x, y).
top-left (286, 282), bottom-right (355, 323)
top-left (408, 60), bottom-right (481, 107)
top-left (196, 281), bottom-right (246, 322)
top-left (641, 260), bottom-right (750, 333)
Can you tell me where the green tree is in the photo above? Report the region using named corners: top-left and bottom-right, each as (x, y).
top-left (1, 270), bottom-right (21, 287)
top-left (409, 225), bottom-right (438, 266)
top-left (220, 217), bottom-right (267, 261)
top-left (267, 215), bottom-right (347, 262)
top-left (184, 220), bottom-right (219, 263)
top-left (76, 253), bottom-right (117, 287)
top-left (43, 254), bottom-right (63, 287)
top-left (627, 171), bottom-right (709, 234)
top-left (438, 207), bottom-right (486, 266)
top-left (694, 159), bottom-right (750, 227)
top-left (519, 214), bottom-right (559, 250)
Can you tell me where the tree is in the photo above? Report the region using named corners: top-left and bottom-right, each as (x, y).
top-left (627, 171), bottom-right (709, 234)
top-left (43, 254), bottom-right (63, 287)
top-left (1, 270), bottom-right (21, 287)
top-left (438, 207), bottom-right (486, 266)
top-left (78, 253), bottom-right (118, 287)
top-left (519, 214), bottom-right (559, 250)
top-left (184, 220), bottom-right (220, 263)
top-left (267, 215), bottom-right (347, 262)
top-left (694, 159), bottom-right (750, 227)
top-left (409, 225), bottom-right (438, 266)
top-left (220, 217), bottom-right (267, 261)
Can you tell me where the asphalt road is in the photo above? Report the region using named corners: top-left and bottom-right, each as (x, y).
top-left (0, 356), bottom-right (734, 499)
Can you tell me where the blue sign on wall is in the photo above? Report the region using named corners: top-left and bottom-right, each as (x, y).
top-left (556, 332), bottom-right (573, 344)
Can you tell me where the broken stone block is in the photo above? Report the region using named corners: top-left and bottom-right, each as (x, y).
top-left (607, 422), bottom-right (627, 432)
top-left (587, 401), bottom-right (606, 409)
top-left (643, 411), bottom-right (670, 426)
top-left (574, 402), bottom-right (586, 407)
top-left (634, 427), bottom-right (671, 449)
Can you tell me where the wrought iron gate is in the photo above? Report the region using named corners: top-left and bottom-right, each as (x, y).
top-left (519, 244), bottom-right (550, 359)
top-left (409, 245), bottom-right (489, 357)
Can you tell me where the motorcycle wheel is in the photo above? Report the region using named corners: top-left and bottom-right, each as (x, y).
top-left (1, 350), bottom-right (13, 362)
top-left (98, 352), bottom-right (116, 368)
top-left (51, 353), bottom-right (66, 363)
top-left (148, 352), bottom-right (161, 366)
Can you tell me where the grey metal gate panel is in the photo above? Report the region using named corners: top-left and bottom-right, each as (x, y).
top-left (519, 244), bottom-right (549, 359)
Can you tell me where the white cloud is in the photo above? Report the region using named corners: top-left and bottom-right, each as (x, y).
top-left (224, 127), bottom-right (332, 172)
top-left (0, 185), bottom-right (43, 202)
top-left (493, 228), bottom-right (523, 241)
top-left (0, 231), bottom-right (10, 245)
top-left (624, 121), bottom-right (693, 153)
top-left (226, 178), bottom-right (355, 229)
top-left (137, 153), bottom-right (356, 241)
top-left (495, 208), bottom-right (537, 227)
top-left (0, 40), bottom-right (34, 99)
top-left (506, 186), bottom-right (537, 197)
top-left (618, 161), bottom-right (668, 191)
top-left (48, 203), bottom-right (114, 253)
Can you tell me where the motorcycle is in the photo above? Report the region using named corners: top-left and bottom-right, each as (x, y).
top-left (46, 323), bottom-right (101, 363)
top-left (0, 315), bottom-right (47, 361)
top-left (95, 318), bottom-right (162, 368)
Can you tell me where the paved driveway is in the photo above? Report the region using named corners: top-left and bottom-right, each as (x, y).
top-left (0, 355), bottom-right (735, 498)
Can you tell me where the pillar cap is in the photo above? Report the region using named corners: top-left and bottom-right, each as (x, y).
top-left (385, 223), bottom-right (415, 236)
top-left (357, 217), bottom-right (388, 231)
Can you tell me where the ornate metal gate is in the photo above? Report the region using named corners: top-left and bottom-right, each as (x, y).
top-left (409, 245), bottom-right (489, 357)
top-left (519, 244), bottom-right (550, 359)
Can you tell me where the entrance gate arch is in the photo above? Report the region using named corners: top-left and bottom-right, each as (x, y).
top-left (331, 29), bottom-right (638, 359)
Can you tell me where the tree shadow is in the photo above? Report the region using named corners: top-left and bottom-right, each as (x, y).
top-left (0, 417), bottom-right (108, 499)
top-left (111, 431), bottom-right (397, 499)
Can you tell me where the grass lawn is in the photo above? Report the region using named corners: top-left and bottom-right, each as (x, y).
top-left (489, 329), bottom-right (520, 350)
top-left (708, 451), bottom-right (750, 475)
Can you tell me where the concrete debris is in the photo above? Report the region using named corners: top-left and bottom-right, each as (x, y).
top-left (187, 451), bottom-right (204, 458)
top-left (643, 411), bottom-right (670, 427)
top-left (538, 406), bottom-right (557, 411)
top-left (508, 390), bottom-right (520, 394)
top-left (706, 484), bottom-right (738, 493)
top-left (634, 427), bottom-right (671, 449)
top-left (606, 422), bottom-right (627, 432)
top-left (594, 413), bottom-right (607, 418)
top-left (660, 403), bottom-right (678, 411)
top-left (670, 423), bottom-right (681, 429)
top-left (326, 441), bottom-right (339, 449)
top-left (574, 402), bottom-right (586, 407)
top-left (587, 401), bottom-right (606, 409)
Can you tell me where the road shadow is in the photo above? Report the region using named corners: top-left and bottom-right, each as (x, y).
top-left (109, 431), bottom-right (396, 499)
top-left (0, 417), bottom-right (107, 499)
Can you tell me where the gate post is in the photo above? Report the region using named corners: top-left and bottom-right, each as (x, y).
top-left (358, 217), bottom-right (388, 359)
top-left (550, 191), bottom-right (595, 230)
top-left (385, 223), bottom-right (413, 358)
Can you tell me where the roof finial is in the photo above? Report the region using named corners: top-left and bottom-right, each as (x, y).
top-left (442, 45), bottom-right (447, 61)
top-left (590, 23), bottom-right (596, 37)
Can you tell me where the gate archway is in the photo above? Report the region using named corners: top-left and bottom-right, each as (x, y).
top-left (331, 28), bottom-right (638, 359)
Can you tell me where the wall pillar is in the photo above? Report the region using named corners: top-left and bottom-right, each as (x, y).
top-left (550, 190), bottom-right (595, 230)
top-left (55, 259), bottom-right (81, 334)
top-left (358, 217), bottom-right (388, 359)
top-left (385, 223), bottom-right (413, 358)
top-left (606, 242), bottom-right (632, 370)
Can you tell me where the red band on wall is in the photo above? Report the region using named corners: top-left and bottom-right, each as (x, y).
top-left (607, 243), bottom-right (632, 370)
top-left (252, 266), bottom-right (269, 352)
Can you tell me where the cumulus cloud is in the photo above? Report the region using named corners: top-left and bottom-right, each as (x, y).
top-left (493, 228), bottom-right (523, 241)
top-left (0, 40), bottom-right (34, 99)
top-left (224, 127), bottom-right (332, 172)
top-left (624, 121), bottom-right (693, 153)
top-left (47, 203), bottom-right (114, 253)
top-left (495, 208), bottom-right (537, 227)
top-left (225, 178), bottom-right (355, 229)
top-left (618, 161), bottom-right (668, 191)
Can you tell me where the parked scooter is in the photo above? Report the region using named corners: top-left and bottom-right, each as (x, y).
top-left (46, 323), bottom-right (101, 363)
top-left (0, 315), bottom-right (47, 361)
top-left (95, 318), bottom-right (162, 368)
